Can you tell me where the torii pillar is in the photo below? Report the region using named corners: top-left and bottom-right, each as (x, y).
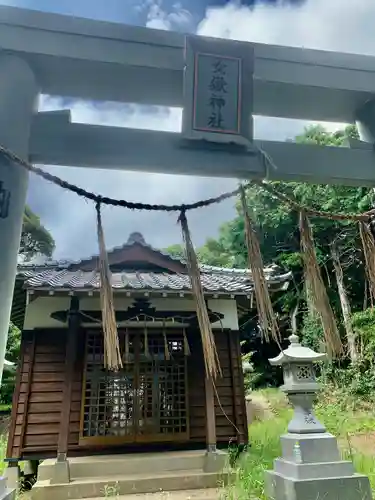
top-left (0, 54), bottom-right (38, 382)
top-left (356, 99), bottom-right (375, 235)
top-left (0, 54), bottom-right (38, 497)
top-left (0, 55), bottom-right (38, 498)
top-left (356, 99), bottom-right (375, 144)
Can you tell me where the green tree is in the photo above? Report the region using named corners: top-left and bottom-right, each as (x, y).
top-left (1, 207), bottom-right (55, 408)
top-left (164, 124), bottom-right (374, 386)
top-left (164, 240), bottom-right (235, 267)
top-left (166, 124), bottom-right (371, 364)
top-left (228, 125), bottom-right (371, 378)
top-left (20, 205), bottom-right (55, 261)
top-left (1, 324), bottom-right (20, 407)
top-left (164, 244), bottom-right (185, 260)
top-left (177, 125), bottom-right (370, 369)
top-left (210, 124), bottom-right (369, 312)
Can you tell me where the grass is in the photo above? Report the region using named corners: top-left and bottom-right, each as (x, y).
top-left (0, 387), bottom-right (374, 499)
top-left (0, 434), bottom-right (7, 476)
top-left (223, 387), bottom-right (375, 500)
top-left (0, 404), bottom-right (12, 413)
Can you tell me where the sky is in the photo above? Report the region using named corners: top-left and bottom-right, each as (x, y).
top-left (2, 0), bottom-right (375, 260)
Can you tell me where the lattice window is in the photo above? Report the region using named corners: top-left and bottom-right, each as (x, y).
top-left (81, 330), bottom-right (188, 442)
top-left (296, 365), bottom-right (313, 381)
top-left (138, 334), bottom-right (187, 436)
top-left (82, 332), bottom-right (136, 438)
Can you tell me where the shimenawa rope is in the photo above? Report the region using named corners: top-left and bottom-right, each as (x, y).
top-left (0, 144), bottom-right (370, 221)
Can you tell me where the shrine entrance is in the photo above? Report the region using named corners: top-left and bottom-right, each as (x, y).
top-left (80, 329), bottom-right (189, 446)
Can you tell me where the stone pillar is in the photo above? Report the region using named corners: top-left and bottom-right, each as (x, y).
top-left (0, 54), bottom-right (39, 387)
top-left (3, 463), bottom-right (19, 500)
top-left (4, 464), bottom-right (19, 488)
top-left (356, 98), bottom-right (375, 143)
top-left (0, 54), bottom-right (38, 500)
top-left (265, 335), bottom-right (372, 500)
top-left (50, 458), bottom-right (70, 485)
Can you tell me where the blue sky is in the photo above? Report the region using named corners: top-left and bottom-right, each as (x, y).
top-left (1, 0), bottom-right (305, 28)
top-left (1, 0), bottom-right (374, 260)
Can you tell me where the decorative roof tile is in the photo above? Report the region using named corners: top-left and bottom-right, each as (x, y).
top-left (19, 268), bottom-right (291, 294)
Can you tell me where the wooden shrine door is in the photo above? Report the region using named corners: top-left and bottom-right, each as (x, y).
top-left (79, 329), bottom-right (189, 446)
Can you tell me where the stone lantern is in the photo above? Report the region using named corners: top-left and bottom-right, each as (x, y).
top-left (265, 334), bottom-right (372, 500)
top-left (269, 333), bottom-right (326, 435)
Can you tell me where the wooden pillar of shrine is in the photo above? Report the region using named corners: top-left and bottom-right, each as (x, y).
top-left (53, 296), bottom-right (80, 483)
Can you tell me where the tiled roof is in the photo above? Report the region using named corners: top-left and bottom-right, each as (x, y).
top-left (18, 268), bottom-right (291, 294)
top-left (17, 232), bottom-right (183, 270)
top-left (16, 233), bottom-right (292, 295)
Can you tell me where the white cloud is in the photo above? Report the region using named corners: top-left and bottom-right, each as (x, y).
top-left (145, 0), bottom-right (193, 31)
top-left (28, 0), bottom-right (375, 260)
top-left (41, 96), bottom-right (182, 132)
top-left (167, 3), bottom-right (193, 30)
top-left (196, 0), bottom-right (375, 135)
top-left (33, 97), bottom-right (238, 260)
top-left (198, 0), bottom-right (375, 55)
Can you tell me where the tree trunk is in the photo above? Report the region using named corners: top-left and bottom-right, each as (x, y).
top-left (291, 303), bottom-right (299, 335)
top-left (330, 241), bottom-right (358, 362)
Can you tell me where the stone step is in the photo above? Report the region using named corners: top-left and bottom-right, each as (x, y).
top-left (38, 451), bottom-right (211, 481)
top-left (31, 469), bottom-right (231, 500)
top-left (84, 488), bottom-right (220, 499)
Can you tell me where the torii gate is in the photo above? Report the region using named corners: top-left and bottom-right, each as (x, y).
top-left (2, 4), bottom-right (375, 385)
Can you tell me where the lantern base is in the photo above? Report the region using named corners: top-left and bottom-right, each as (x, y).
top-left (280, 432), bottom-right (340, 462)
top-left (265, 470), bottom-right (372, 500)
top-left (265, 432), bottom-right (372, 500)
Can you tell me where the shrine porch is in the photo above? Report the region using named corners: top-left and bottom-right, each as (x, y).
top-left (30, 450), bottom-right (230, 500)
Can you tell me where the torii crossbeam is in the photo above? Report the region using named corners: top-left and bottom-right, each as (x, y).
top-left (2, 5), bottom-right (375, 393)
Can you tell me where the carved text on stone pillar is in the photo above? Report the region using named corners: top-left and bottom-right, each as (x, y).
top-left (193, 53), bottom-right (241, 135)
top-left (182, 35), bottom-right (254, 145)
top-left (207, 59), bottom-right (228, 130)
top-left (304, 410), bottom-right (316, 425)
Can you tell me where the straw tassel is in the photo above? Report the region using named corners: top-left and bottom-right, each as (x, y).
top-left (299, 210), bottom-right (343, 357)
top-left (359, 220), bottom-right (375, 304)
top-left (179, 210), bottom-right (221, 379)
top-left (96, 202), bottom-right (122, 371)
top-left (239, 186), bottom-right (280, 344)
top-left (183, 327), bottom-right (191, 356)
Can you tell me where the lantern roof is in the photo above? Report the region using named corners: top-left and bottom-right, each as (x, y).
top-left (269, 334), bottom-right (327, 366)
